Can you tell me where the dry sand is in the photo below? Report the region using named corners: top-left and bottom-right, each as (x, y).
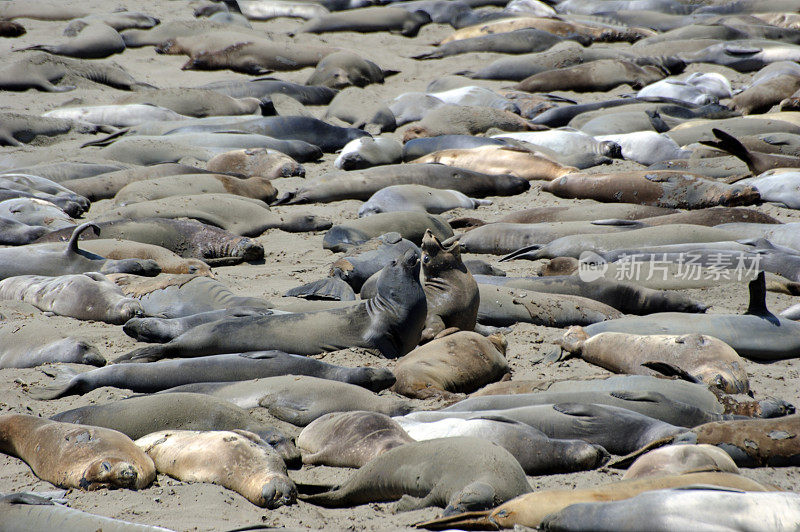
top-left (1, 1), bottom-right (800, 530)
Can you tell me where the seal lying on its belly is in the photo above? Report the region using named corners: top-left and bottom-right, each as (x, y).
top-left (115, 248), bottom-right (427, 362)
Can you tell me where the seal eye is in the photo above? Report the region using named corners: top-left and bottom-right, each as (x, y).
top-left (422, 254), bottom-right (430, 264)
top-left (101, 461), bottom-right (112, 471)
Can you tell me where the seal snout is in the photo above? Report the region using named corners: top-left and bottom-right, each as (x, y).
top-left (112, 462), bottom-right (139, 487)
top-left (261, 477), bottom-right (298, 509)
top-left (116, 300), bottom-right (145, 323)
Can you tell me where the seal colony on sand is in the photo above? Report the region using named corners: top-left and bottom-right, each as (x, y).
top-left (4, 0), bottom-right (800, 530)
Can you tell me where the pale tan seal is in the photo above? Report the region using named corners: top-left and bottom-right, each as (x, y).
top-left (135, 430), bottom-right (296, 508)
top-left (77, 239), bottom-right (212, 276)
top-left (622, 443), bottom-right (740, 480)
top-left (205, 148), bottom-right (305, 178)
top-left (392, 330), bottom-right (509, 399)
top-left (297, 411), bottom-right (414, 468)
top-left (112, 174), bottom-right (278, 205)
top-left (559, 327), bottom-right (750, 395)
top-left (410, 145), bottom-right (577, 180)
top-left (0, 414), bottom-right (154, 490)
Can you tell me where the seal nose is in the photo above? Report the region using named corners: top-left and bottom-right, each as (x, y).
top-left (112, 462), bottom-right (138, 487)
top-left (261, 478), bottom-right (297, 509)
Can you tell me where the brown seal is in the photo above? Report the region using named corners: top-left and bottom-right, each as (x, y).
top-left (514, 59), bottom-right (668, 93)
top-left (135, 430), bottom-right (296, 508)
top-left (206, 148), bottom-right (305, 178)
top-left (0, 413), bottom-right (154, 490)
top-left (392, 330), bottom-right (509, 398)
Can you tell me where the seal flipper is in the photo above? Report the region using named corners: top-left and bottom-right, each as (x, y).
top-left (746, 271), bottom-right (770, 316)
top-left (27, 366), bottom-right (80, 400)
top-left (413, 510), bottom-right (496, 530)
top-left (284, 277), bottom-right (356, 301)
top-left (699, 129), bottom-right (758, 173)
top-left (641, 361), bottom-right (703, 384)
top-left (499, 244), bottom-right (541, 262)
top-left (80, 128), bottom-right (130, 147)
top-left (64, 222), bottom-right (100, 255)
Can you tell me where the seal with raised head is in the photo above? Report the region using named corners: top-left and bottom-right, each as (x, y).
top-left (420, 230), bottom-right (479, 341)
top-left (559, 327), bottom-right (750, 395)
top-left (301, 436), bottom-right (531, 514)
top-left (392, 330), bottom-right (508, 398)
top-left (115, 248), bottom-right (427, 361)
top-left (0, 414), bottom-right (155, 490)
top-left (135, 430), bottom-right (296, 508)
top-left (297, 411), bottom-right (414, 467)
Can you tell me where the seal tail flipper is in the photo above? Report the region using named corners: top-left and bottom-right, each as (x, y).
top-left (499, 244), bottom-right (541, 262)
top-left (113, 345), bottom-right (170, 364)
top-left (80, 128), bottom-right (130, 147)
top-left (641, 361), bottom-right (703, 384)
top-left (272, 191), bottom-right (298, 206)
top-left (605, 434), bottom-right (683, 469)
top-left (65, 222), bottom-right (100, 255)
top-left (699, 129), bottom-right (758, 173)
top-left (27, 366), bottom-right (79, 400)
top-left (284, 277), bottom-right (356, 301)
top-left (411, 50), bottom-right (440, 60)
top-left (448, 216), bottom-right (486, 230)
top-left (414, 510), bottom-right (497, 530)
top-left (746, 271), bottom-right (769, 316)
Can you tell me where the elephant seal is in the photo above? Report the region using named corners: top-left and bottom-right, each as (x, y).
top-left (135, 430), bottom-right (296, 508)
top-left (60, 163), bottom-right (214, 201)
top-left (559, 327), bottom-right (750, 395)
top-left (738, 170), bottom-right (800, 209)
top-left (181, 40), bottom-right (333, 75)
top-left (622, 443), bottom-right (739, 480)
top-left (206, 148), bottom-right (305, 178)
top-left (542, 171), bottom-right (760, 209)
top-left (43, 103), bottom-right (187, 128)
top-left (116, 248), bottom-right (427, 361)
top-left (0, 273), bottom-right (143, 324)
top-left (335, 137), bottom-right (402, 170)
top-left (393, 331), bottom-right (508, 398)
top-left (420, 230), bottom-right (479, 341)
top-left (306, 51), bottom-right (396, 89)
top-left (402, 105), bottom-right (539, 141)
top-left (0, 112), bottom-right (109, 146)
top-left (198, 77), bottom-right (337, 105)
top-left (700, 128), bottom-right (800, 174)
top-left (97, 194), bottom-right (330, 237)
top-left (297, 411), bottom-right (414, 467)
top-left (300, 7), bottom-right (431, 37)
top-left (414, 28), bottom-right (585, 60)
top-left (359, 185), bottom-right (491, 216)
top-left (451, 204), bottom-right (675, 228)
top-left (477, 284), bottom-right (622, 327)
top-left (410, 145), bottom-right (577, 181)
top-left (679, 40), bottom-right (800, 72)
top-left (160, 375), bottom-right (412, 425)
top-left (302, 437), bottom-right (530, 514)
top-left (404, 402), bottom-right (686, 455)
top-left (515, 59), bottom-right (671, 93)
top-left (0, 414), bottom-right (154, 490)
top-left (0, 197), bottom-right (74, 228)
top-left (540, 488), bottom-right (800, 532)
top-left (0, 173), bottom-right (89, 214)
top-left (585, 273), bottom-right (800, 361)
top-left (112, 174), bottom-right (278, 205)
top-left (0, 217), bottom-right (48, 245)
top-left (50, 393), bottom-right (298, 464)
top-left (0, 321), bottom-right (103, 369)
top-left (420, 472), bottom-right (775, 530)
top-left (123, 308), bottom-right (273, 342)
top-left (77, 239), bottom-right (211, 276)
top-left (36, 218), bottom-right (264, 266)
top-left (17, 22), bottom-right (125, 59)
top-left (323, 211), bottom-right (453, 251)
top-left (0, 492), bottom-right (173, 531)
top-left (735, 73), bottom-right (800, 115)
top-left (113, 88), bottom-right (265, 118)
top-left (276, 164), bottom-right (530, 204)
top-left (30, 351), bottom-right (395, 400)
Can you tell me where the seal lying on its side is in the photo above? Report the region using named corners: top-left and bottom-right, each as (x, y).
top-left (301, 437), bottom-right (531, 514)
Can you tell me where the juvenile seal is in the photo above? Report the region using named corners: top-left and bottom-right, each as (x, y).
top-left (335, 137), bottom-right (403, 170)
top-left (17, 22), bottom-right (125, 59)
top-left (323, 211), bottom-right (453, 251)
top-left (116, 248), bottom-right (427, 361)
top-left (358, 185), bottom-right (491, 216)
top-left (420, 230), bottom-right (479, 341)
top-left (297, 411), bottom-right (414, 467)
top-left (559, 327), bottom-right (750, 395)
top-left (622, 443), bottom-right (739, 480)
top-left (181, 40), bottom-right (333, 75)
top-left (402, 105), bottom-right (539, 141)
top-left (112, 174), bottom-right (278, 206)
top-left (77, 239), bottom-right (211, 276)
top-left (515, 59), bottom-right (671, 93)
top-left (135, 430), bottom-right (296, 508)
top-left (30, 351), bottom-right (394, 400)
top-left (393, 331), bottom-right (508, 398)
top-left (302, 437), bottom-right (531, 514)
top-left (0, 414), bottom-right (155, 490)
top-left (0, 321), bottom-right (103, 369)
top-left (50, 393), bottom-right (298, 464)
top-left (0, 273), bottom-right (143, 324)
top-left (299, 7), bottom-right (431, 37)
top-left (306, 51), bottom-right (396, 89)
top-left (206, 148), bottom-right (305, 178)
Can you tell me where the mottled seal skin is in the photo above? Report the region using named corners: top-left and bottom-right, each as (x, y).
top-left (135, 430), bottom-right (296, 508)
top-left (276, 163), bottom-right (530, 204)
top-left (0, 322), bottom-right (103, 369)
top-left (559, 327), bottom-right (750, 395)
top-left (323, 211), bottom-right (453, 252)
top-left (160, 375), bottom-right (412, 425)
top-left (35, 218), bottom-right (265, 266)
top-left (29, 351), bottom-right (395, 400)
top-left (420, 230), bottom-right (479, 341)
top-left (50, 393), bottom-right (299, 465)
top-left (515, 59), bottom-right (670, 93)
top-left (393, 331), bottom-right (508, 398)
top-left (301, 437), bottom-right (531, 514)
top-left (0, 273), bottom-right (144, 324)
top-left (0, 414), bottom-right (155, 490)
top-left (297, 411), bottom-right (414, 467)
top-left (299, 7), bottom-right (431, 37)
top-left (78, 239), bottom-right (211, 276)
top-left (206, 148), bottom-right (305, 178)
top-left (421, 472), bottom-right (775, 530)
top-left (115, 248), bottom-right (427, 361)
top-left (542, 171), bottom-right (760, 209)
top-left (112, 174), bottom-right (278, 206)
top-left (622, 444), bottom-right (739, 480)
